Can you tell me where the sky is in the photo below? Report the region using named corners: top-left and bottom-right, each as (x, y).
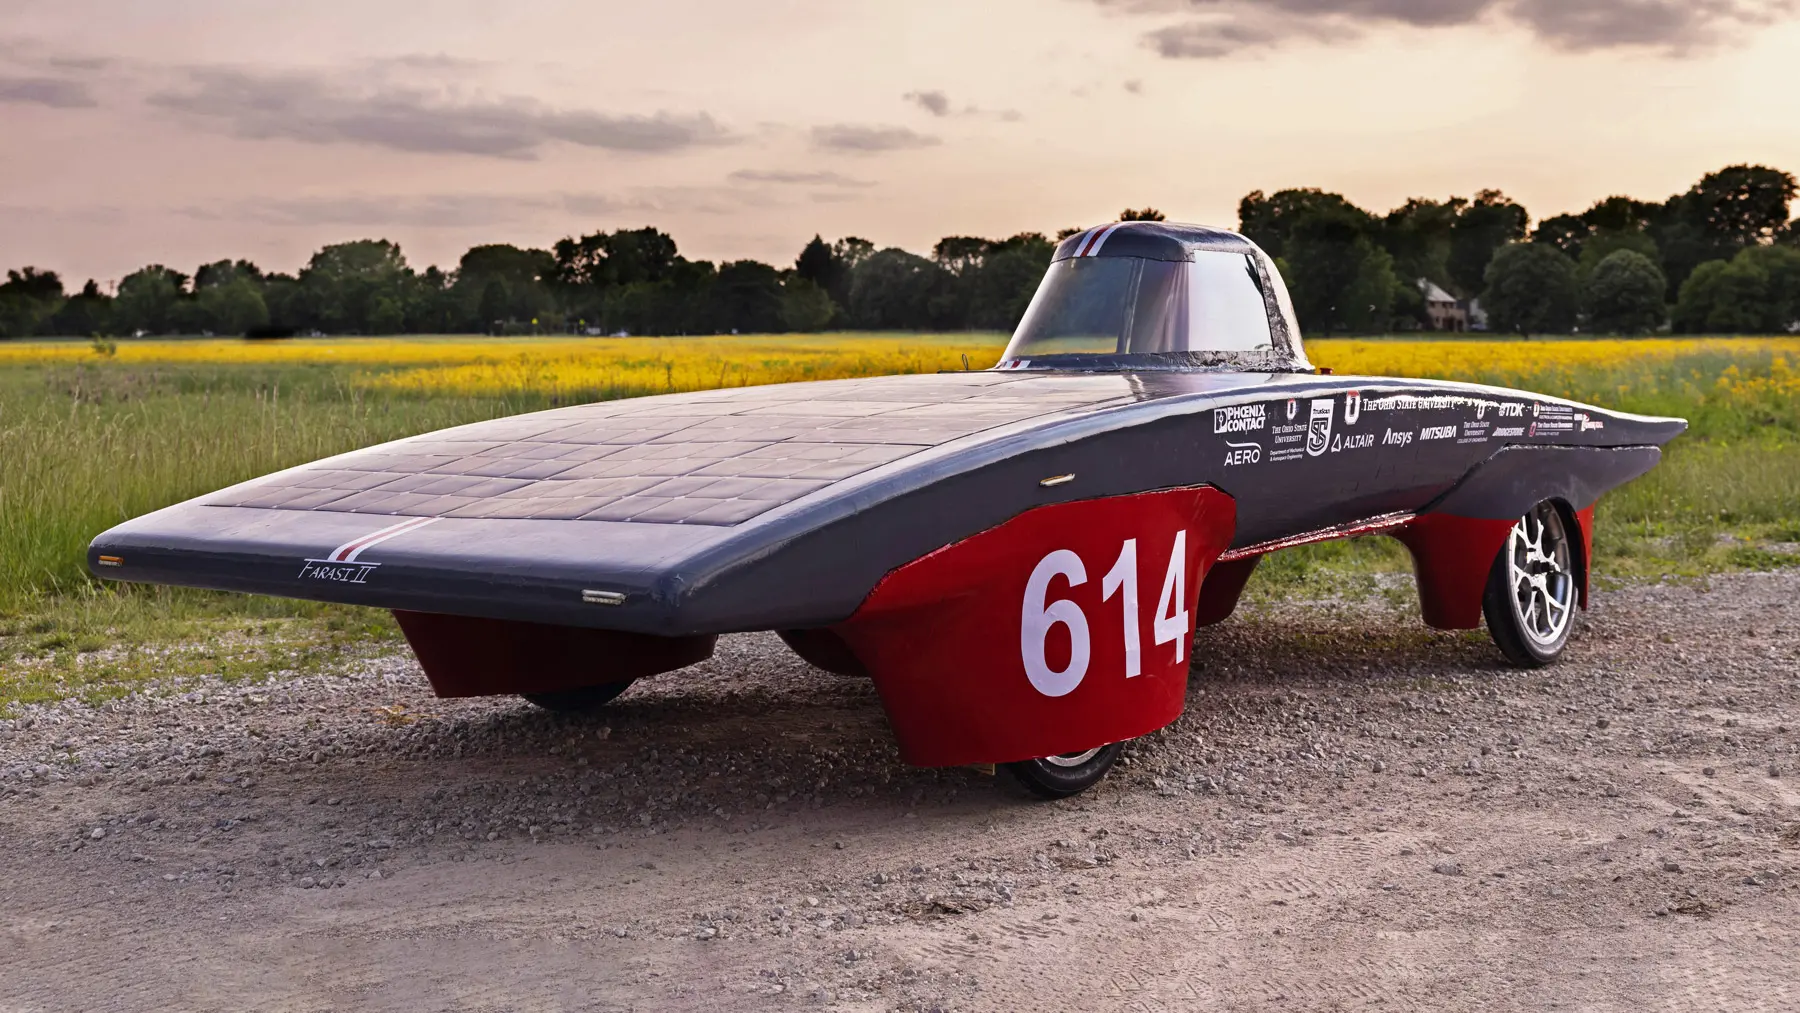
top-left (3, 0), bottom-right (1799, 284)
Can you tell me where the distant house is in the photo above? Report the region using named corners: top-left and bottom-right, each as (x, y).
top-left (1417, 279), bottom-right (1467, 332)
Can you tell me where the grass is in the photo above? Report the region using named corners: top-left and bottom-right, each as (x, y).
top-left (2, 332), bottom-right (1798, 708)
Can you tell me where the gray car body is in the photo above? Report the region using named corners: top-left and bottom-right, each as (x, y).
top-left (88, 367), bottom-right (1684, 636)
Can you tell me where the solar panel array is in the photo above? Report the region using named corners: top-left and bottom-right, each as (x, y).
top-left (209, 373), bottom-right (1134, 526)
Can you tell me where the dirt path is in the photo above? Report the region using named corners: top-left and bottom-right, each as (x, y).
top-left (3, 574), bottom-right (1798, 1012)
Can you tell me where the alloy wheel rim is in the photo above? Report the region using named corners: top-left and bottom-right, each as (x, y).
top-left (1506, 504), bottom-right (1574, 647)
top-left (1040, 748), bottom-right (1103, 768)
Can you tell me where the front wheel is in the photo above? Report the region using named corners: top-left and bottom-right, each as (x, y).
top-left (1001, 743), bottom-right (1125, 799)
top-left (1482, 502), bottom-right (1576, 667)
top-left (521, 679), bottom-right (637, 713)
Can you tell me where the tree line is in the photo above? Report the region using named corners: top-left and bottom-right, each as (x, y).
top-left (1, 164), bottom-right (1795, 340)
top-left (1240, 164), bottom-right (1799, 336)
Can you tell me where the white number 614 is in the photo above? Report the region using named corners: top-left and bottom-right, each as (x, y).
top-left (1020, 532), bottom-right (1190, 698)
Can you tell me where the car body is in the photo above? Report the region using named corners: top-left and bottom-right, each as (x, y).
top-left (90, 222), bottom-right (1685, 792)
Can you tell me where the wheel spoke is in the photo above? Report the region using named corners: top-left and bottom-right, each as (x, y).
top-left (1506, 505), bottom-right (1574, 648)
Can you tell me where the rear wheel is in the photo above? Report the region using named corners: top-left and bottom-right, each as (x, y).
top-left (1482, 502), bottom-right (1576, 667)
top-left (1001, 743), bottom-right (1125, 799)
top-left (521, 679), bottom-right (637, 713)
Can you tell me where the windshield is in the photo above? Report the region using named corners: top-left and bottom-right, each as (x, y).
top-left (1003, 251), bottom-right (1275, 361)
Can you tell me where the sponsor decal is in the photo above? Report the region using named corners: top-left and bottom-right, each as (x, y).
top-left (1382, 428), bottom-right (1413, 447)
top-left (1344, 390), bottom-right (1362, 425)
top-left (298, 516), bottom-right (440, 583)
top-left (1419, 425), bottom-right (1457, 441)
top-left (1213, 403), bottom-right (1268, 435)
top-left (1336, 432), bottom-right (1375, 452)
top-left (1582, 418), bottom-right (1606, 431)
top-left (1285, 398), bottom-right (1298, 421)
top-left (1223, 439), bottom-right (1262, 466)
top-left (1498, 402), bottom-right (1524, 417)
top-left (1493, 426), bottom-right (1526, 437)
top-left (1458, 419), bottom-right (1491, 444)
top-left (1306, 399), bottom-right (1333, 457)
top-left (1366, 393), bottom-right (1498, 414)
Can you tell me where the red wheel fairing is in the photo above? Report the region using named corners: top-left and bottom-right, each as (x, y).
top-left (830, 486), bottom-right (1236, 767)
top-left (393, 610), bottom-right (716, 698)
top-left (1393, 514), bottom-right (1519, 630)
top-left (1395, 502), bottom-right (1595, 631)
top-left (1572, 504), bottom-right (1595, 609)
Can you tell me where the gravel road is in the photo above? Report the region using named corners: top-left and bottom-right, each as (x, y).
top-left (3, 573), bottom-right (1798, 1012)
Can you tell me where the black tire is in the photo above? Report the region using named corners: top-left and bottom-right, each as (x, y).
top-left (1482, 501), bottom-right (1577, 668)
top-left (1001, 743), bottom-right (1125, 799)
top-left (520, 679), bottom-right (636, 713)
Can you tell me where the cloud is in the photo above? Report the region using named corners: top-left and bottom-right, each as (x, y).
top-left (902, 88), bottom-right (1023, 122)
top-left (1100, 0), bottom-right (1795, 57)
top-left (180, 184), bottom-right (797, 230)
top-left (904, 89), bottom-right (951, 116)
top-left (147, 66), bottom-right (732, 159)
top-left (728, 169), bottom-right (875, 187)
top-left (0, 74), bottom-right (96, 108)
top-left (809, 123), bottom-right (941, 152)
top-left (208, 193), bottom-right (614, 229)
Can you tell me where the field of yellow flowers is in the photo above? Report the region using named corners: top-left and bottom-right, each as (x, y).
top-left (1, 332), bottom-right (1796, 705)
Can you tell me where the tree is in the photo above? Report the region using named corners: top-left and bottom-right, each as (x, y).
top-left (1238, 189), bottom-right (1358, 260)
top-left (1652, 165), bottom-right (1798, 295)
top-left (1380, 197), bottom-right (1461, 289)
top-left (780, 277), bottom-right (836, 332)
top-left (1119, 207), bottom-right (1165, 222)
top-left (0, 267), bottom-right (65, 337)
top-left (259, 274), bottom-right (309, 335)
top-left (709, 260), bottom-right (785, 333)
top-left (113, 265), bottom-right (187, 335)
top-left (477, 279), bottom-right (508, 332)
top-left (795, 235), bottom-right (834, 285)
top-left (848, 249), bottom-right (953, 330)
top-left (1583, 250), bottom-right (1666, 335)
top-left (1673, 245), bottom-right (1800, 333)
top-left (1692, 165), bottom-right (1797, 248)
top-left (966, 232), bottom-right (1055, 330)
top-left (300, 240), bottom-right (411, 334)
top-left (1533, 214), bottom-right (1591, 260)
top-left (931, 236), bottom-right (990, 276)
top-left (45, 279), bottom-right (112, 336)
top-left (1448, 189), bottom-right (1529, 297)
top-left (194, 259), bottom-right (262, 290)
top-left (1482, 243), bottom-right (1578, 336)
top-left (456, 244), bottom-right (555, 331)
top-left (1576, 229), bottom-right (1659, 278)
top-left (552, 227), bottom-right (694, 332)
top-left (1281, 203), bottom-right (1398, 335)
top-left (196, 275), bottom-right (269, 335)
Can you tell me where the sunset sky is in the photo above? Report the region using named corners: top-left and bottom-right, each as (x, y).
top-left (4, 0), bottom-right (1799, 283)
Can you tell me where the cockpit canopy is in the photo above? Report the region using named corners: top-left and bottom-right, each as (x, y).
top-left (1000, 221), bottom-right (1308, 372)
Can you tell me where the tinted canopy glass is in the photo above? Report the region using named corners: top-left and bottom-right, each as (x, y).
top-left (1002, 251), bottom-right (1275, 361)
